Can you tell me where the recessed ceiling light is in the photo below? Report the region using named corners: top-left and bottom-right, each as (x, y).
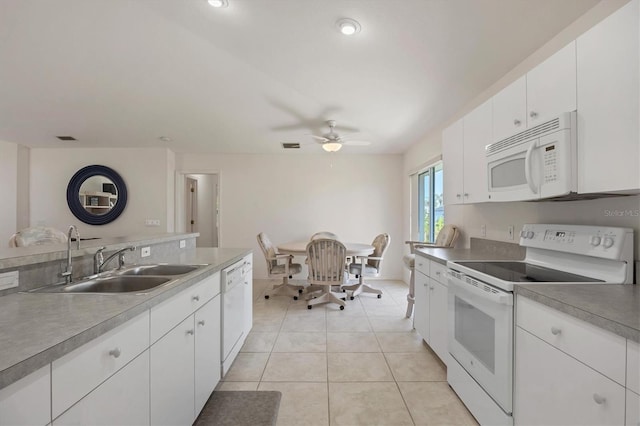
top-left (158, 136), bottom-right (172, 142)
top-left (207, 0), bottom-right (228, 8)
top-left (336, 18), bottom-right (361, 36)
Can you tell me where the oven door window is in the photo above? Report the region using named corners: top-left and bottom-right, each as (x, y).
top-left (454, 295), bottom-right (495, 373)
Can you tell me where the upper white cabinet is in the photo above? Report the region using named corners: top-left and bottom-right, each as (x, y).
top-left (462, 99), bottom-right (491, 204)
top-left (442, 118), bottom-right (464, 205)
top-left (492, 42), bottom-right (576, 144)
top-left (577, 0), bottom-right (640, 194)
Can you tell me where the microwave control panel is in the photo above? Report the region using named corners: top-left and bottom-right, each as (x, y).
top-left (543, 144), bottom-right (558, 183)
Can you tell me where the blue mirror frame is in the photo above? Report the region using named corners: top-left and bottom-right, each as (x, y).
top-left (66, 165), bottom-right (127, 225)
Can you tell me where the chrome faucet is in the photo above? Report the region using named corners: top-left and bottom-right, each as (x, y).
top-left (94, 246), bottom-right (136, 274)
top-left (61, 225), bottom-right (80, 284)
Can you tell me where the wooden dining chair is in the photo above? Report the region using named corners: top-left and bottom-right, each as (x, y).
top-left (257, 232), bottom-right (304, 300)
top-left (404, 224), bottom-right (459, 318)
top-left (306, 238), bottom-right (347, 310)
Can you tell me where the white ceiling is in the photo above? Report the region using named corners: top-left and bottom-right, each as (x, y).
top-left (0, 0), bottom-right (599, 154)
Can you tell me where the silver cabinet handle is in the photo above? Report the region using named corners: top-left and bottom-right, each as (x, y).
top-left (108, 348), bottom-right (121, 358)
top-left (514, 119), bottom-right (521, 126)
top-left (417, 262), bottom-right (423, 267)
top-left (529, 111), bottom-right (538, 119)
top-left (429, 285), bottom-right (434, 290)
top-left (592, 393), bottom-right (606, 405)
top-left (198, 320), bottom-right (205, 326)
top-left (192, 295), bottom-right (200, 302)
top-left (456, 194), bottom-right (461, 198)
top-left (464, 193), bottom-right (469, 197)
top-left (551, 327), bottom-right (561, 335)
top-left (186, 329), bottom-right (194, 336)
top-left (435, 271), bottom-right (441, 276)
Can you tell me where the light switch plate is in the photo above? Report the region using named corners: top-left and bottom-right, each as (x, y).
top-left (0, 271), bottom-right (19, 291)
top-left (179, 240), bottom-right (186, 249)
top-left (141, 246), bottom-right (151, 258)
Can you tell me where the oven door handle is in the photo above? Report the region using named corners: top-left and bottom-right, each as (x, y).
top-left (524, 139), bottom-right (538, 194)
top-left (448, 274), bottom-right (513, 306)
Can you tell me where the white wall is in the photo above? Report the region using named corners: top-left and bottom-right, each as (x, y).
top-left (29, 147), bottom-right (175, 238)
top-left (176, 153), bottom-right (404, 280)
top-left (402, 0), bottom-right (639, 265)
top-left (0, 141), bottom-right (18, 245)
top-left (16, 145), bottom-right (30, 231)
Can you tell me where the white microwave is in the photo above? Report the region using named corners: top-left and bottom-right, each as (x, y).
top-left (486, 111), bottom-right (577, 202)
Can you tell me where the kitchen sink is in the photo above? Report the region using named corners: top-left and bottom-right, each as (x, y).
top-left (31, 275), bottom-right (173, 294)
top-left (116, 264), bottom-right (202, 276)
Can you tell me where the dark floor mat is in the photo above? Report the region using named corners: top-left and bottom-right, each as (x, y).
top-left (193, 391), bottom-right (281, 426)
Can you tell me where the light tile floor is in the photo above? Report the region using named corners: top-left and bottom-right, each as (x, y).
top-left (218, 279), bottom-right (478, 426)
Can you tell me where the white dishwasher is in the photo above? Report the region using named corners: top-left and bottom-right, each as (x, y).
top-left (221, 258), bottom-right (251, 375)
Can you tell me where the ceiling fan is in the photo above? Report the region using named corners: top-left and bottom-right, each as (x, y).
top-left (309, 120), bottom-right (371, 152)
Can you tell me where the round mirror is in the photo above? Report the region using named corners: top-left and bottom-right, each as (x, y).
top-left (67, 165), bottom-right (127, 225)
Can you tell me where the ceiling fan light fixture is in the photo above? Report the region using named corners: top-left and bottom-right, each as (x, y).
top-left (207, 0), bottom-right (228, 8)
top-left (336, 18), bottom-right (361, 36)
top-left (322, 142), bottom-right (342, 152)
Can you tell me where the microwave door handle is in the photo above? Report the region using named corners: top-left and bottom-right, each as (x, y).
top-left (524, 140), bottom-right (538, 194)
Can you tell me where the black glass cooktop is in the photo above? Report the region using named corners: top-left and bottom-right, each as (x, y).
top-left (454, 261), bottom-right (602, 283)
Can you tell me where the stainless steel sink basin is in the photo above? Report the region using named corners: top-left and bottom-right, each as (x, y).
top-left (117, 264), bottom-right (201, 276)
top-left (32, 276), bottom-right (172, 294)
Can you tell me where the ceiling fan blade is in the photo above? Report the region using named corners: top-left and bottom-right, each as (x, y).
top-left (310, 135), bottom-right (329, 142)
top-left (343, 140), bottom-right (371, 146)
top-left (332, 124), bottom-right (359, 133)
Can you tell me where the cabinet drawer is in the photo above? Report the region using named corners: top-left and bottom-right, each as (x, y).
top-left (516, 296), bottom-right (626, 385)
top-left (52, 311), bottom-right (149, 419)
top-left (430, 261), bottom-right (448, 285)
top-left (151, 272), bottom-right (220, 343)
top-left (415, 255), bottom-right (430, 276)
top-left (0, 365), bottom-right (50, 426)
top-left (628, 340), bottom-right (640, 394)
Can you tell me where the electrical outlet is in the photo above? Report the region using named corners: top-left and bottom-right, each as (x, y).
top-left (141, 246), bottom-right (151, 258)
top-left (179, 240), bottom-right (186, 249)
top-left (481, 225), bottom-right (486, 237)
top-left (508, 225), bottom-right (515, 240)
top-left (144, 219), bottom-right (160, 226)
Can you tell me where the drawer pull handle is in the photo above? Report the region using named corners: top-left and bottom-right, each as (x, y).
top-left (186, 329), bottom-right (195, 336)
top-left (198, 320), bottom-right (206, 326)
top-left (514, 119), bottom-right (521, 126)
top-left (429, 285), bottom-right (434, 290)
top-left (550, 327), bottom-right (561, 335)
top-left (108, 348), bottom-right (121, 358)
top-left (592, 393), bottom-right (606, 405)
top-left (192, 295), bottom-right (200, 302)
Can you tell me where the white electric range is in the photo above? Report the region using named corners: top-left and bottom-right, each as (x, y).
top-left (445, 224), bottom-right (634, 426)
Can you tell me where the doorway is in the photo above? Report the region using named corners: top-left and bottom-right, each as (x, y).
top-left (176, 173), bottom-right (219, 247)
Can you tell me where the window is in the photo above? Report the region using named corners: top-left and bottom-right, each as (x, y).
top-left (417, 163), bottom-right (444, 242)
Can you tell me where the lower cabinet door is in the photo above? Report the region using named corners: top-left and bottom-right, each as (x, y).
top-left (413, 272), bottom-right (429, 341)
top-left (428, 279), bottom-right (448, 365)
top-left (195, 295), bottom-right (222, 416)
top-left (0, 365), bottom-right (50, 426)
top-left (54, 351), bottom-right (149, 426)
top-left (151, 316), bottom-right (195, 426)
top-left (515, 327), bottom-right (625, 425)
top-left (627, 390), bottom-right (640, 426)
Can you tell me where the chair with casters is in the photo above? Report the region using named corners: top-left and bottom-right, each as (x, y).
top-left (9, 226), bottom-right (68, 247)
top-left (343, 233), bottom-right (390, 300)
top-left (257, 232), bottom-right (304, 300)
top-left (310, 231), bottom-right (339, 240)
top-left (404, 224), bottom-right (460, 318)
top-left (305, 238), bottom-right (348, 310)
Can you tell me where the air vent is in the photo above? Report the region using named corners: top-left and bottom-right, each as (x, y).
top-left (281, 143), bottom-right (300, 149)
top-left (56, 136), bottom-right (76, 141)
top-left (486, 117), bottom-right (561, 156)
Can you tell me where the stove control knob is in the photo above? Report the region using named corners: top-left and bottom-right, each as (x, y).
top-left (526, 231), bottom-right (534, 239)
top-left (590, 236), bottom-right (601, 246)
top-left (520, 230), bottom-right (527, 238)
top-left (602, 237), bottom-right (614, 248)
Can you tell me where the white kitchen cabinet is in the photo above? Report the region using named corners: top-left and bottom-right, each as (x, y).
top-left (492, 76), bottom-right (527, 142)
top-left (413, 269), bottom-right (429, 341)
top-left (526, 41), bottom-right (577, 126)
top-left (195, 295), bottom-right (221, 416)
top-left (492, 42), bottom-right (576, 145)
top-left (0, 365), bottom-right (50, 426)
top-left (54, 351), bottom-right (149, 426)
top-left (515, 326), bottom-right (625, 425)
top-left (243, 254), bottom-right (253, 336)
top-left (150, 315), bottom-right (196, 426)
top-left (52, 311), bottom-right (150, 419)
top-left (577, 0), bottom-right (640, 194)
top-left (413, 257), bottom-right (448, 365)
top-left (462, 99), bottom-right (491, 203)
top-left (628, 340), bottom-right (640, 395)
top-left (442, 118), bottom-right (464, 205)
top-left (627, 389), bottom-right (640, 426)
